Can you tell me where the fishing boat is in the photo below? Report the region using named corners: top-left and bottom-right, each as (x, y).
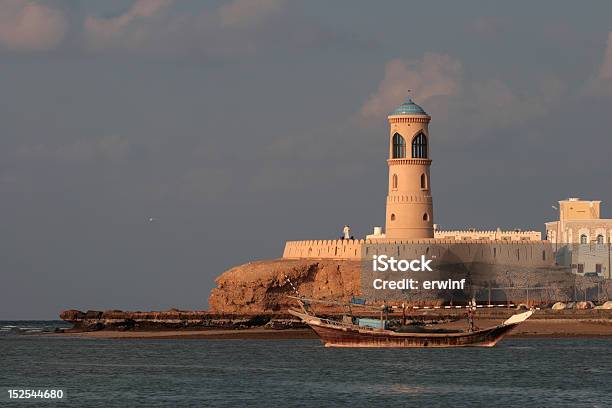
top-left (288, 297), bottom-right (532, 348)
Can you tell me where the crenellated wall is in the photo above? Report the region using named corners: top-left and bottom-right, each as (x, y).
top-left (283, 239), bottom-right (366, 259)
top-left (434, 229), bottom-right (541, 242)
top-left (283, 239), bottom-right (554, 267)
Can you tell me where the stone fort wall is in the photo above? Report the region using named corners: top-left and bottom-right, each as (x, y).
top-left (434, 229), bottom-right (541, 241)
top-left (283, 239), bottom-right (554, 267)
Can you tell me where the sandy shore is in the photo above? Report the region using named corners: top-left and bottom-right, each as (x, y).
top-left (434, 318), bottom-right (612, 338)
top-left (48, 328), bottom-right (318, 340)
top-left (46, 318), bottom-right (612, 340)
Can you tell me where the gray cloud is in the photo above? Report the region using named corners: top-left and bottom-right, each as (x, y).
top-left (15, 134), bottom-right (131, 163)
top-left (80, 0), bottom-right (347, 58)
top-left (0, 1), bottom-right (370, 58)
top-left (83, 0), bottom-right (175, 52)
top-left (217, 0), bottom-right (286, 28)
top-left (466, 16), bottom-right (508, 36)
top-left (360, 53), bottom-right (569, 141)
top-left (0, 0), bottom-right (67, 51)
top-left (359, 53), bottom-right (462, 120)
top-left (583, 32), bottom-right (612, 96)
top-left (597, 32), bottom-right (612, 80)
top-left (180, 167), bottom-right (233, 202)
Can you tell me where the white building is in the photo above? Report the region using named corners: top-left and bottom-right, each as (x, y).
top-left (545, 198), bottom-right (612, 278)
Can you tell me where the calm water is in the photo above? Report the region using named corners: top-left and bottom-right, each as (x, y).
top-left (1, 322), bottom-right (611, 407)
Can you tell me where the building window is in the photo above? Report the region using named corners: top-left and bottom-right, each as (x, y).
top-left (392, 174), bottom-right (398, 189)
top-left (577, 264), bottom-right (584, 274)
top-left (596, 234), bottom-right (604, 244)
top-left (596, 264), bottom-right (602, 274)
top-left (392, 133), bottom-right (406, 158)
top-left (423, 213), bottom-right (429, 221)
top-left (411, 132), bottom-right (428, 158)
top-left (420, 173), bottom-right (427, 189)
top-left (580, 234), bottom-right (588, 244)
top-left (391, 214), bottom-right (396, 221)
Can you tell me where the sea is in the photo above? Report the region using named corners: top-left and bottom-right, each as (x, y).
top-left (1, 321), bottom-right (611, 407)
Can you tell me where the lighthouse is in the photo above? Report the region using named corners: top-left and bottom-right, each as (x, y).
top-left (384, 96), bottom-right (434, 239)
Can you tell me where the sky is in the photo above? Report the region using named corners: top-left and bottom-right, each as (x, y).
top-left (2, 0), bottom-right (612, 319)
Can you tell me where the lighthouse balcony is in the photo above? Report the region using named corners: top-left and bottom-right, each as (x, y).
top-left (387, 158), bottom-right (432, 166)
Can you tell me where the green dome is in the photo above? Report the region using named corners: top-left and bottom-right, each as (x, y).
top-left (390, 97), bottom-right (428, 116)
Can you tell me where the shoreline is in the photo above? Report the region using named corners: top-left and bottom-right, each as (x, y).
top-left (43, 318), bottom-right (612, 340)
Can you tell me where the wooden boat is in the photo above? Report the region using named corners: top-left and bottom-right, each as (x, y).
top-left (288, 298), bottom-right (532, 348)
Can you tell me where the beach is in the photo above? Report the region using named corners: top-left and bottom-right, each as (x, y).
top-left (47, 317), bottom-right (612, 340)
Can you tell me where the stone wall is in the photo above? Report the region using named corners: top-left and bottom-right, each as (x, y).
top-left (434, 229), bottom-right (541, 241)
top-left (283, 239), bottom-right (365, 259)
top-left (283, 239), bottom-right (554, 268)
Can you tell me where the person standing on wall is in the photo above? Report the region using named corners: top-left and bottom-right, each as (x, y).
top-left (343, 225), bottom-right (351, 240)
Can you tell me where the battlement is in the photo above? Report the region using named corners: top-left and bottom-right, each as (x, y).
top-left (434, 229), bottom-right (541, 241)
top-left (282, 238), bottom-right (554, 267)
top-left (283, 239), bottom-right (365, 259)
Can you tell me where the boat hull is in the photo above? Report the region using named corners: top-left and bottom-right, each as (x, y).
top-left (288, 308), bottom-right (531, 348)
top-left (310, 322), bottom-right (520, 348)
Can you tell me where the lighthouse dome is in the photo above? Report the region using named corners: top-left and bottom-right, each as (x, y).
top-left (390, 97), bottom-right (428, 116)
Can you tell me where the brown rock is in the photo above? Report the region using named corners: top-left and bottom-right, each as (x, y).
top-left (102, 310), bottom-right (126, 319)
top-left (207, 258), bottom-right (612, 313)
top-left (208, 259), bottom-right (361, 313)
top-left (85, 310), bottom-right (103, 319)
top-left (60, 309), bottom-right (85, 321)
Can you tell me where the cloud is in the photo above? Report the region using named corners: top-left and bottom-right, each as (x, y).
top-left (16, 134), bottom-right (131, 163)
top-left (360, 53), bottom-right (567, 140)
top-left (83, 0), bottom-right (174, 51)
top-left (0, 0), bottom-right (358, 57)
top-left (0, 0), bottom-right (67, 51)
top-left (82, 0), bottom-right (293, 56)
top-left (459, 77), bottom-right (567, 132)
top-left (218, 0), bottom-right (286, 28)
top-left (598, 32), bottom-right (612, 80)
top-left (58, 134), bottom-right (131, 162)
top-left (466, 16), bottom-right (507, 36)
top-left (179, 167), bottom-right (232, 202)
top-left (583, 32), bottom-right (612, 96)
top-left (359, 53), bottom-right (462, 119)
top-left (81, 0), bottom-right (359, 58)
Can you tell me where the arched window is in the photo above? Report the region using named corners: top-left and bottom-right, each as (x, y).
top-left (392, 133), bottom-right (406, 158)
top-left (391, 214), bottom-right (396, 221)
top-left (392, 174), bottom-right (398, 189)
top-left (412, 132), bottom-right (428, 158)
top-left (580, 234), bottom-right (588, 244)
top-left (423, 213), bottom-right (429, 221)
top-left (420, 173), bottom-right (427, 189)
top-left (596, 234), bottom-right (604, 244)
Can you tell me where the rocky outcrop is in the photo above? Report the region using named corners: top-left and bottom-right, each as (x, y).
top-left (208, 258), bottom-right (612, 313)
top-left (59, 308), bottom-right (308, 331)
top-left (208, 259), bottom-right (361, 314)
